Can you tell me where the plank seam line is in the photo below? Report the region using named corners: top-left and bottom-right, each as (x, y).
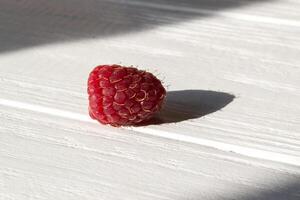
top-left (0, 98), bottom-right (299, 167)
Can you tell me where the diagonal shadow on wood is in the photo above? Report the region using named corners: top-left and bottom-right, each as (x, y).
top-left (189, 179), bottom-right (300, 200)
top-left (0, 0), bottom-right (273, 53)
top-left (141, 90), bottom-right (235, 125)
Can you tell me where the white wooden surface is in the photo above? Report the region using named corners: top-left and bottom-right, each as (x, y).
top-left (1, 0), bottom-right (300, 199)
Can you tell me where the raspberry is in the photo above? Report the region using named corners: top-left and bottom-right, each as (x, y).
top-left (87, 65), bottom-right (166, 126)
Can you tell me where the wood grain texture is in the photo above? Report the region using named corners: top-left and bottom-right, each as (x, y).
top-left (0, 0), bottom-right (300, 199)
top-left (1, 106), bottom-right (300, 200)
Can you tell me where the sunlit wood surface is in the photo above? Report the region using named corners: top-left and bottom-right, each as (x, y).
top-left (1, 0), bottom-right (300, 199)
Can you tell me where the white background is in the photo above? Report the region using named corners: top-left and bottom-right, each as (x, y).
top-left (0, 0), bottom-right (300, 199)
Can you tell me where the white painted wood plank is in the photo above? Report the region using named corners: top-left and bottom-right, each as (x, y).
top-left (0, 12), bottom-right (299, 165)
top-left (1, 0), bottom-right (300, 54)
top-left (1, 105), bottom-right (300, 200)
top-left (0, 0), bottom-right (300, 199)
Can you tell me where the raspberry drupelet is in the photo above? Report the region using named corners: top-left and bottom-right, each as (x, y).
top-left (87, 65), bottom-right (166, 126)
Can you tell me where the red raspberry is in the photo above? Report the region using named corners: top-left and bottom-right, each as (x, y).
top-left (87, 65), bottom-right (166, 126)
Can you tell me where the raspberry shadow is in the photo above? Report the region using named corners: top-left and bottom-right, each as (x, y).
top-left (140, 90), bottom-right (235, 125)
